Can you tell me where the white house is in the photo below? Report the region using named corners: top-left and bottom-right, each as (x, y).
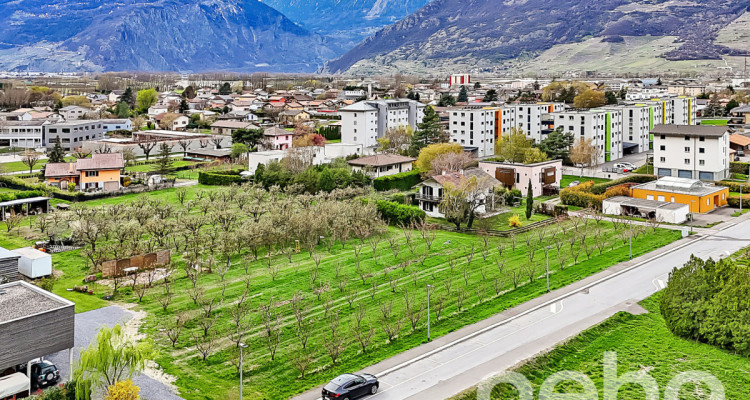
top-left (652, 124), bottom-right (730, 181)
top-left (415, 169), bottom-right (500, 218)
top-left (449, 109), bottom-right (495, 158)
top-left (347, 154), bottom-right (416, 178)
top-left (101, 119), bottom-right (133, 133)
top-left (59, 106), bottom-right (91, 121)
top-left (605, 104), bottom-right (652, 153)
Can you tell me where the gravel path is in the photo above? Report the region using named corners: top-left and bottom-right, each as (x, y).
top-left (46, 305), bottom-right (184, 400)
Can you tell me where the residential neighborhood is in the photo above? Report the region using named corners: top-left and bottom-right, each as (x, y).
top-left (0, 71), bottom-right (749, 400)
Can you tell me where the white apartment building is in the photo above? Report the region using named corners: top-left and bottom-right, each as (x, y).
top-left (44, 120), bottom-right (105, 151)
top-left (625, 87), bottom-right (669, 101)
top-left (506, 104), bottom-right (545, 142)
top-left (652, 125), bottom-right (729, 181)
top-left (58, 106), bottom-right (91, 121)
top-left (605, 104), bottom-right (651, 153)
top-left (449, 109), bottom-right (495, 158)
top-left (0, 120), bottom-right (49, 148)
top-left (101, 119), bottom-right (133, 132)
top-left (554, 109), bottom-right (624, 164)
top-left (669, 96), bottom-right (697, 125)
top-left (340, 100), bottom-right (425, 149)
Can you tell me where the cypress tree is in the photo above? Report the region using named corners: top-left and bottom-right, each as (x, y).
top-left (525, 179), bottom-right (533, 220)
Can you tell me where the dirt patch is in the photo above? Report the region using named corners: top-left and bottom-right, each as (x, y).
top-left (120, 304), bottom-right (179, 391)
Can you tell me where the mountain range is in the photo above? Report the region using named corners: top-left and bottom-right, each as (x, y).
top-left (1, 0), bottom-right (750, 74)
top-left (329, 0), bottom-right (750, 75)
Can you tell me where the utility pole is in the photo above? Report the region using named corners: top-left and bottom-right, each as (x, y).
top-left (239, 342), bottom-right (248, 400)
top-left (426, 284), bottom-right (434, 341)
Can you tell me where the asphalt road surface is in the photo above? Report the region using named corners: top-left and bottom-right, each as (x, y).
top-left (299, 216), bottom-right (750, 400)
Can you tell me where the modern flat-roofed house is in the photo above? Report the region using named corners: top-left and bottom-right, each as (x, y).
top-left (101, 119), bottom-right (133, 133)
top-left (652, 124), bottom-right (730, 181)
top-left (44, 120), bottom-right (105, 151)
top-left (45, 153), bottom-right (124, 192)
top-left (630, 176), bottom-right (728, 213)
top-left (58, 105), bottom-right (91, 121)
top-left (415, 168), bottom-right (500, 218)
top-left (0, 280), bottom-right (75, 385)
top-left (347, 154), bottom-right (416, 178)
top-left (0, 247), bottom-right (20, 283)
top-left (478, 159), bottom-right (562, 197)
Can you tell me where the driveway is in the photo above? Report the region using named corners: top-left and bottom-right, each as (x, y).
top-left (46, 305), bottom-right (184, 400)
top-left (562, 151), bottom-right (651, 179)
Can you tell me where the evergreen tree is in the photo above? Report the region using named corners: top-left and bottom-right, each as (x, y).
top-left (409, 106), bottom-right (446, 157)
top-left (318, 168), bottom-right (336, 192)
top-left (525, 179), bottom-right (533, 220)
top-left (725, 99), bottom-right (739, 115)
top-left (156, 143), bottom-right (173, 175)
top-left (114, 101), bottom-right (130, 118)
top-left (536, 127), bottom-right (574, 160)
top-left (604, 91), bottom-right (618, 105)
top-left (120, 87), bottom-right (135, 108)
top-left (182, 85), bottom-right (196, 99)
top-left (254, 162), bottom-right (266, 185)
top-left (474, 82), bottom-right (481, 89)
top-left (483, 89), bottom-right (498, 102)
top-left (48, 136), bottom-right (66, 163)
top-left (178, 98), bottom-right (189, 113)
top-left (656, 77), bottom-right (662, 86)
top-left (457, 86), bottom-right (469, 103)
top-left (437, 94), bottom-right (456, 107)
top-left (219, 83), bottom-right (231, 95)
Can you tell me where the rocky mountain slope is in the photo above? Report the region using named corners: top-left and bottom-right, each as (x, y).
top-left (327, 0), bottom-right (750, 75)
top-left (0, 0), bottom-right (338, 73)
top-left (260, 0), bottom-right (431, 49)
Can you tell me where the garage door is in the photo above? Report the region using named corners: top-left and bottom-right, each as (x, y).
top-left (657, 168), bottom-right (672, 176)
top-left (677, 170), bottom-right (693, 179)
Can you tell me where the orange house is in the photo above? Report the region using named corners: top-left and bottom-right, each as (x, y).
top-left (630, 177), bottom-right (729, 214)
top-left (45, 153), bottom-right (124, 192)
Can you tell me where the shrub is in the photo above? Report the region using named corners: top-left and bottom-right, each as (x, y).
top-left (717, 180), bottom-right (750, 193)
top-left (727, 194), bottom-right (750, 208)
top-left (730, 161), bottom-right (750, 175)
top-left (38, 277), bottom-right (55, 292)
top-left (373, 169), bottom-right (423, 191)
top-left (0, 189), bottom-right (45, 202)
top-left (198, 169), bottom-right (245, 186)
top-left (590, 174), bottom-right (656, 195)
top-left (122, 176), bottom-right (131, 187)
top-left (508, 214), bottom-right (522, 227)
top-left (373, 200), bottom-right (425, 225)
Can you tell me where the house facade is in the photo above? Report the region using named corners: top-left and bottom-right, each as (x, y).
top-left (553, 109), bottom-right (624, 163)
top-left (340, 100), bottom-right (425, 149)
top-left (59, 106), bottom-right (91, 121)
top-left (652, 124), bottom-right (729, 181)
top-left (101, 119), bottom-right (133, 133)
top-left (347, 154), bottom-right (416, 178)
top-left (262, 127), bottom-right (293, 150)
top-left (449, 109), bottom-right (495, 158)
top-left (45, 153), bottom-right (124, 192)
top-left (415, 169), bottom-right (500, 218)
top-left (477, 159), bottom-right (562, 197)
top-left (0, 120), bottom-right (48, 148)
top-left (210, 121), bottom-right (258, 136)
top-left (44, 120), bottom-right (105, 151)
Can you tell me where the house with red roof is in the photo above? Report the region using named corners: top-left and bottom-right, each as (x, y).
top-left (45, 153), bottom-right (124, 192)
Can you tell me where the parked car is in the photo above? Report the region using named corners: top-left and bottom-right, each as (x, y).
top-left (322, 373), bottom-right (379, 399)
top-left (567, 180), bottom-right (581, 188)
top-left (614, 162), bottom-right (636, 172)
top-left (738, 150), bottom-right (746, 157)
top-left (27, 361), bottom-right (59, 388)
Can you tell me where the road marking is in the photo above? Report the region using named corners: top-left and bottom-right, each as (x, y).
top-left (550, 301), bottom-right (564, 314)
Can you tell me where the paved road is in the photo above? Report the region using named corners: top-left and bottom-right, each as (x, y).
top-left (46, 306), bottom-right (184, 400)
top-left (294, 215), bottom-right (750, 400)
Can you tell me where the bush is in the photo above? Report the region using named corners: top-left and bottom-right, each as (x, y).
top-left (730, 161), bottom-right (750, 175)
top-left (198, 169), bottom-right (245, 186)
top-left (661, 256), bottom-right (750, 356)
top-left (38, 277), bottom-right (55, 292)
top-left (373, 200), bottom-right (425, 225)
top-left (727, 194), bottom-right (750, 208)
top-left (373, 169), bottom-right (423, 191)
top-left (508, 214), bottom-right (522, 227)
top-left (717, 180), bottom-right (750, 193)
top-left (0, 189), bottom-right (45, 202)
top-left (590, 174), bottom-right (656, 195)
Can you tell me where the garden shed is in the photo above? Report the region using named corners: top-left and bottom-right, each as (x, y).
top-left (12, 247), bottom-right (52, 279)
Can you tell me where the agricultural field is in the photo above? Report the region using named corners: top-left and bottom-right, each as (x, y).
top-left (450, 293), bottom-right (750, 400)
top-left (0, 156), bottom-right (76, 173)
top-left (1, 184), bottom-right (682, 399)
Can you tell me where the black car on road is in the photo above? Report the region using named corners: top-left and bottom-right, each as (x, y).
top-left (322, 373), bottom-right (378, 399)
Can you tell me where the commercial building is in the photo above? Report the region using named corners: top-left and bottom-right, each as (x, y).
top-left (340, 100), bottom-right (425, 149)
top-left (44, 120), bottom-right (105, 151)
top-left (652, 125), bottom-right (730, 181)
top-left (477, 159), bottom-right (562, 197)
top-left (553, 109), bottom-right (624, 163)
top-left (449, 74), bottom-right (471, 87)
top-left (630, 177), bottom-right (728, 213)
top-left (449, 109), bottom-right (495, 157)
top-left (0, 120), bottom-right (48, 148)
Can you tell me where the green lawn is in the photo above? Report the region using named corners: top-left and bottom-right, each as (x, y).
top-left (125, 160), bottom-right (202, 173)
top-left (633, 164), bottom-right (654, 174)
top-left (0, 157), bottom-right (76, 173)
top-left (561, 175), bottom-right (611, 188)
top-left (451, 294), bottom-right (750, 400)
top-left (0, 186), bottom-right (683, 399)
top-left (700, 119), bottom-right (729, 126)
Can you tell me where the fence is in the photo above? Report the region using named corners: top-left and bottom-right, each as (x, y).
top-left (430, 218), bottom-right (557, 237)
top-left (101, 250), bottom-right (171, 278)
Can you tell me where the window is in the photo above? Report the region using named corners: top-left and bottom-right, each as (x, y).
top-left (660, 157), bottom-right (665, 162)
top-left (660, 145), bottom-right (665, 151)
top-left (671, 197), bottom-right (675, 202)
top-left (699, 160), bottom-right (705, 166)
top-left (685, 136), bottom-right (690, 141)
top-left (85, 171), bottom-right (99, 177)
top-left (658, 195), bottom-right (665, 202)
top-left (684, 159), bottom-right (690, 164)
top-left (684, 147), bottom-right (690, 153)
top-left (660, 135), bottom-right (665, 140)
top-left (647, 195), bottom-right (655, 200)
top-left (699, 136), bottom-right (705, 142)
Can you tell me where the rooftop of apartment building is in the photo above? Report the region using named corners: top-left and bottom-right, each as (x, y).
top-left (651, 124), bottom-right (728, 138)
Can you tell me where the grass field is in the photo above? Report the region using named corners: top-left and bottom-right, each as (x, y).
top-left (125, 160), bottom-right (202, 173)
top-left (450, 294), bottom-right (750, 399)
top-left (0, 184), bottom-right (682, 399)
top-left (561, 175), bottom-right (611, 188)
top-left (700, 119), bottom-right (730, 126)
top-left (0, 157), bottom-right (76, 173)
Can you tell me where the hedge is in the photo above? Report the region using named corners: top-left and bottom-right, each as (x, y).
top-left (590, 174), bottom-right (656, 195)
top-left (728, 194), bottom-right (750, 208)
top-left (561, 181), bottom-right (631, 210)
top-left (373, 169), bottom-right (423, 191)
top-left (717, 181), bottom-right (750, 193)
top-left (730, 161), bottom-right (750, 175)
top-left (198, 169), bottom-right (245, 186)
top-left (0, 189), bottom-right (45, 202)
top-left (373, 200), bottom-right (426, 225)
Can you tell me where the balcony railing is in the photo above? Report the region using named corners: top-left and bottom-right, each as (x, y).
top-left (416, 194), bottom-right (443, 202)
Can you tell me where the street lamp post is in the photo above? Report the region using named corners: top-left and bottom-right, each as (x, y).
top-left (426, 284), bottom-right (434, 341)
top-left (239, 343), bottom-right (248, 400)
top-left (545, 246), bottom-right (551, 293)
top-left (690, 200), bottom-right (697, 234)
